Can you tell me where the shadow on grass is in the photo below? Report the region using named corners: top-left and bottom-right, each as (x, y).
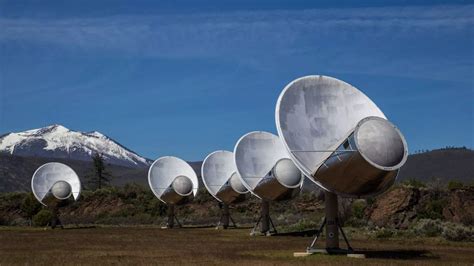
top-left (62, 225), bottom-right (97, 230)
top-left (273, 229), bottom-right (317, 237)
top-left (176, 225), bottom-right (217, 229)
top-left (358, 249), bottom-right (438, 260)
top-left (178, 225), bottom-right (254, 229)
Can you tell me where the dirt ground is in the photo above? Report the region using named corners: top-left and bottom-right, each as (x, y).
top-left (0, 226), bottom-right (473, 265)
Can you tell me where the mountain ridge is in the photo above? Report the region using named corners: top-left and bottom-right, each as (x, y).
top-left (0, 124), bottom-right (152, 168)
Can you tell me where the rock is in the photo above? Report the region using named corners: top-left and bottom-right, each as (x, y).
top-left (443, 187), bottom-right (474, 225)
top-left (366, 186), bottom-right (474, 229)
top-left (366, 187), bottom-right (421, 229)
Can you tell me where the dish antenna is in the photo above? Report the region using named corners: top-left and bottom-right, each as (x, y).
top-left (148, 156), bottom-right (199, 228)
top-left (234, 131), bottom-right (304, 235)
top-left (31, 162), bottom-right (81, 228)
top-left (276, 75), bottom-right (408, 254)
top-left (202, 150), bottom-right (249, 229)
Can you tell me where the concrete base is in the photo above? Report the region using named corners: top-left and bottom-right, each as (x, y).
top-left (249, 231), bottom-right (275, 237)
top-left (294, 249), bottom-right (365, 258)
top-left (347, 253), bottom-right (366, 259)
top-left (293, 252), bottom-right (312, 257)
top-left (307, 248), bottom-right (352, 255)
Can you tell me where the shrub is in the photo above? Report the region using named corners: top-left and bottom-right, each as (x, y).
top-left (366, 197), bottom-right (375, 206)
top-left (441, 222), bottom-right (474, 241)
top-left (411, 219), bottom-right (444, 237)
top-left (374, 228), bottom-right (396, 238)
top-left (346, 217), bottom-right (367, 228)
top-left (20, 193), bottom-right (42, 222)
top-left (33, 209), bottom-right (53, 226)
top-left (351, 200), bottom-right (366, 219)
top-left (410, 219), bottom-right (474, 241)
top-left (300, 192), bottom-right (319, 202)
top-left (145, 197), bottom-right (167, 217)
top-left (402, 178), bottom-right (426, 188)
top-left (447, 180), bottom-right (464, 190)
top-left (195, 188), bottom-right (213, 204)
top-left (283, 218), bottom-right (319, 232)
top-left (418, 198), bottom-right (446, 220)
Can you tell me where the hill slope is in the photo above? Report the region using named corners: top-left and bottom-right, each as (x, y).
top-left (397, 147), bottom-right (474, 183)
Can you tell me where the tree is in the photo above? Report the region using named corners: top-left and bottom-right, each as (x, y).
top-left (20, 193), bottom-right (42, 226)
top-left (88, 152), bottom-right (112, 190)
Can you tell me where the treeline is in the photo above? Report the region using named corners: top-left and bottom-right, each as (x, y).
top-left (400, 178), bottom-right (471, 190)
top-left (412, 146), bottom-right (471, 154)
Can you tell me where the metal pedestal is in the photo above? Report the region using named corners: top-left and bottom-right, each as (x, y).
top-left (306, 191), bottom-right (353, 254)
top-left (164, 204), bottom-right (182, 229)
top-left (216, 203), bottom-right (237, 229)
top-left (251, 200), bottom-right (277, 236)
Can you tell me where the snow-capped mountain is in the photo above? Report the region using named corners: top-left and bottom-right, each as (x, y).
top-left (0, 124), bottom-right (151, 168)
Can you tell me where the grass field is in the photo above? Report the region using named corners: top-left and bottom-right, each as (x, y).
top-left (0, 226), bottom-right (473, 265)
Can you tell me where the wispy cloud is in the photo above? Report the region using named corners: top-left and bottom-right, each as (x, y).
top-left (1, 5), bottom-right (473, 80)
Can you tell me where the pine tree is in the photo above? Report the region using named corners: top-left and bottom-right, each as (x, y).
top-left (88, 153), bottom-right (112, 190)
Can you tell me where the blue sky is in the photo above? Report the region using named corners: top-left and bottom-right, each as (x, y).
top-left (0, 0), bottom-right (473, 161)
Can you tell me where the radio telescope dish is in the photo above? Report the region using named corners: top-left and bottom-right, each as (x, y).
top-left (275, 75), bottom-right (408, 198)
top-left (234, 131), bottom-right (303, 201)
top-left (31, 162), bottom-right (81, 206)
top-left (31, 162), bottom-right (81, 229)
top-left (234, 131), bottom-right (303, 235)
top-left (275, 75), bottom-right (408, 254)
top-left (202, 150), bottom-right (248, 204)
top-left (202, 150), bottom-right (248, 229)
top-left (148, 156), bottom-right (199, 228)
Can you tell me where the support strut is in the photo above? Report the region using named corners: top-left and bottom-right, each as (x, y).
top-left (250, 200), bottom-right (277, 236)
top-left (165, 204), bottom-right (182, 228)
top-left (306, 191), bottom-right (353, 254)
top-left (216, 203), bottom-right (237, 229)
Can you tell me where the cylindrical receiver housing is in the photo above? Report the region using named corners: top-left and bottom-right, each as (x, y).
top-left (51, 181), bottom-right (72, 200)
top-left (216, 172), bottom-right (247, 204)
top-left (161, 175), bottom-right (194, 205)
top-left (315, 117), bottom-right (408, 197)
top-left (253, 158), bottom-right (303, 201)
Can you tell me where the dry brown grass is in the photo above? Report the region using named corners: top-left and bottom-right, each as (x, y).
top-left (0, 226), bottom-right (473, 265)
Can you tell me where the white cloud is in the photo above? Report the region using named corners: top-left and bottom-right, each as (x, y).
top-left (0, 5), bottom-right (473, 80)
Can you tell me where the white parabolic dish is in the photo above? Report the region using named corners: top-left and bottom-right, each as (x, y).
top-left (234, 131), bottom-right (302, 200)
top-left (148, 156), bottom-right (199, 204)
top-left (202, 150), bottom-right (248, 203)
top-left (31, 162), bottom-right (81, 206)
top-left (275, 75), bottom-right (389, 194)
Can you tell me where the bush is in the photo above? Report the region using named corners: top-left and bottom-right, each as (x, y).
top-left (447, 180), bottom-right (464, 190)
top-left (145, 197), bottom-right (167, 217)
top-left (374, 228), bottom-right (396, 238)
top-left (410, 219), bottom-right (474, 241)
top-left (441, 223), bottom-right (474, 241)
top-left (418, 198), bottom-right (446, 220)
top-left (283, 218), bottom-right (319, 233)
top-left (366, 197), bottom-right (375, 206)
top-left (402, 178), bottom-right (426, 188)
top-left (33, 209), bottom-right (53, 226)
top-left (411, 219), bottom-right (444, 237)
top-left (195, 188), bottom-right (213, 204)
top-left (346, 217), bottom-right (367, 228)
top-left (20, 193), bottom-right (42, 221)
top-left (351, 200), bottom-right (366, 219)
